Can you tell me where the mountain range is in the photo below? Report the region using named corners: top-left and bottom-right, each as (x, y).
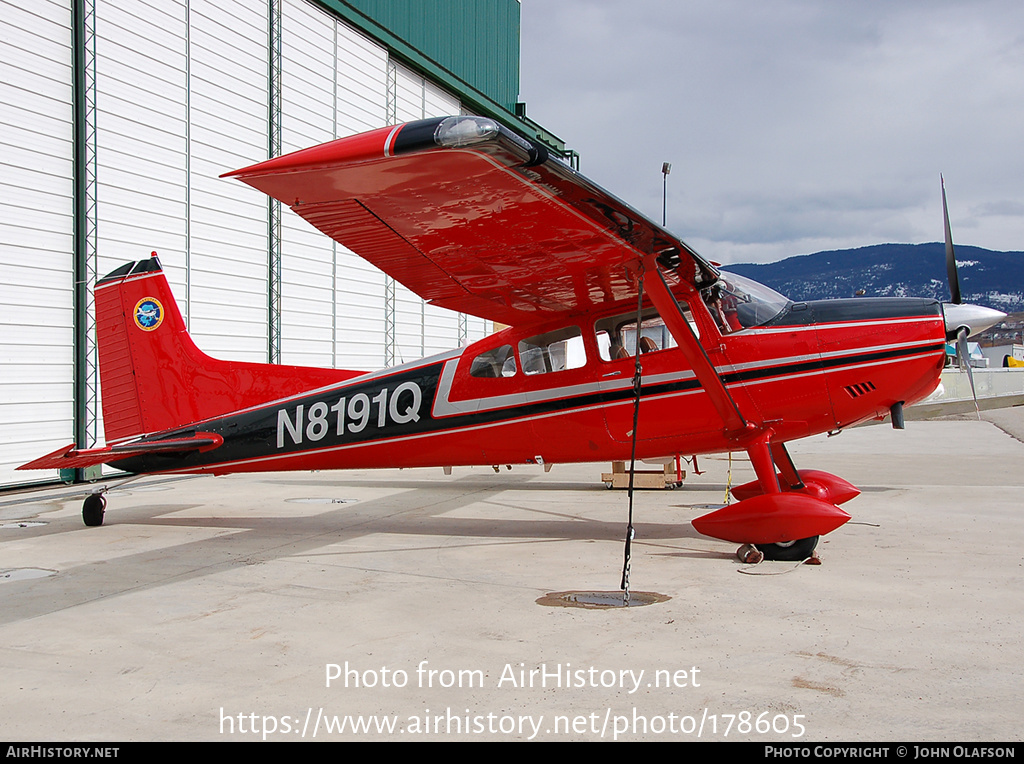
top-left (725, 243), bottom-right (1024, 313)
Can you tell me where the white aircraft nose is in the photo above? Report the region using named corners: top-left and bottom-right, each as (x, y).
top-left (943, 303), bottom-right (1006, 339)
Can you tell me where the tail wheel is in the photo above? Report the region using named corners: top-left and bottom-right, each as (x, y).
top-left (757, 536), bottom-right (818, 561)
top-left (83, 494), bottom-right (106, 527)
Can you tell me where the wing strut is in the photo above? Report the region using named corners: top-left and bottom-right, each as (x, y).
top-left (643, 259), bottom-right (788, 497)
top-left (644, 259), bottom-right (853, 545)
top-left (643, 258), bottom-right (750, 436)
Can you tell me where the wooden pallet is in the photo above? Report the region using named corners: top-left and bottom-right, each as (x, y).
top-left (601, 460), bottom-right (684, 489)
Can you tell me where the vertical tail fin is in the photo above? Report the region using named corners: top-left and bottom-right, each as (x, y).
top-left (96, 255), bottom-right (362, 443)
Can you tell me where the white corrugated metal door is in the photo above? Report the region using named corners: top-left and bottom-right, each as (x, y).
top-left (0, 0), bottom-right (75, 486)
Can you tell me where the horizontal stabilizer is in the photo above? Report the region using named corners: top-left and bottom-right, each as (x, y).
top-left (18, 433), bottom-right (223, 471)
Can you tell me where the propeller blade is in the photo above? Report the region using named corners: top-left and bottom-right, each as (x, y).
top-left (956, 326), bottom-right (981, 420)
top-left (942, 175), bottom-right (962, 305)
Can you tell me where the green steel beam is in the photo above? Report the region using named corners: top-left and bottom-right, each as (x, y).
top-left (72, 0), bottom-right (87, 480)
top-left (310, 0), bottom-right (567, 155)
top-left (268, 0), bottom-right (283, 364)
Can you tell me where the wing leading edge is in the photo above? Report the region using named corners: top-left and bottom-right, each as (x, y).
top-left (226, 116), bottom-right (719, 326)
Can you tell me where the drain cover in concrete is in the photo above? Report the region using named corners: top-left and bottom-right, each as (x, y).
top-left (285, 498), bottom-right (355, 504)
top-left (537, 590), bottom-right (670, 609)
top-left (0, 568), bottom-right (56, 583)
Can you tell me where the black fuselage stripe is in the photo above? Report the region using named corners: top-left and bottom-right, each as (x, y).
top-left (719, 343), bottom-right (945, 385)
top-left (115, 341), bottom-right (943, 472)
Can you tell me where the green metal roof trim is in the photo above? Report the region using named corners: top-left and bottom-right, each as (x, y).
top-left (345, 0), bottom-right (519, 111)
top-left (312, 0), bottom-right (565, 154)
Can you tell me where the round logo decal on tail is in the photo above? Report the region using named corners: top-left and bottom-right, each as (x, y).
top-left (134, 297), bottom-right (164, 331)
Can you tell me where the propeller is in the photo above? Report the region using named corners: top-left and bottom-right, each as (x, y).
top-left (942, 176), bottom-right (961, 306)
top-left (940, 177), bottom-right (1005, 418)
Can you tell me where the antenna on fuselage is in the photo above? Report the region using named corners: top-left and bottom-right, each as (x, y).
top-left (661, 162), bottom-right (672, 227)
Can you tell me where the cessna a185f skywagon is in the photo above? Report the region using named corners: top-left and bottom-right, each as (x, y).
top-left (21, 116), bottom-right (1003, 560)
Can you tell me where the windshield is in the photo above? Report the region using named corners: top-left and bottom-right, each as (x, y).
top-left (702, 272), bottom-right (789, 332)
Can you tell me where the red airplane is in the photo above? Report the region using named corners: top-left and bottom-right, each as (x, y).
top-left (20, 116), bottom-right (1002, 561)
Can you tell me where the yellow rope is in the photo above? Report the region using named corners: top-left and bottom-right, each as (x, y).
top-left (723, 451), bottom-right (733, 505)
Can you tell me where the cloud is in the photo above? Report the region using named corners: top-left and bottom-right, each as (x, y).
top-left (520, 0), bottom-right (1024, 262)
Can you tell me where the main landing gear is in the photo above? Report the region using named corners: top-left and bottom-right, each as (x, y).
top-left (691, 438), bottom-right (858, 561)
top-left (756, 535), bottom-right (819, 562)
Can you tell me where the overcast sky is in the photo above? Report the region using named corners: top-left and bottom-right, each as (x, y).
top-left (518, 0), bottom-right (1024, 265)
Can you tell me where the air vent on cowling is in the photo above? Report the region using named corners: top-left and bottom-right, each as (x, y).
top-left (844, 381), bottom-right (876, 398)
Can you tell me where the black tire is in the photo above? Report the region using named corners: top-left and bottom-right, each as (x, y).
top-left (757, 536), bottom-right (818, 561)
top-left (83, 494), bottom-right (106, 527)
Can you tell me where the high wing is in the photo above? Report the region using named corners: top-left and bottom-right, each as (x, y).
top-left (226, 116), bottom-right (719, 326)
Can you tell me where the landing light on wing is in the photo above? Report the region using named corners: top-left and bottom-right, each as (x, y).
top-left (435, 115), bottom-right (500, 147)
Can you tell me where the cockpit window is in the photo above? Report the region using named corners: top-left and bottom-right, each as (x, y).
top-left (701, 271), bottom-right (789, 333)
top-left (470, 344), bottom-right (517, 378)
top-left (518, 326), bottom-right (586, 375)
top-left (595, 307), bottom-right (686, 361)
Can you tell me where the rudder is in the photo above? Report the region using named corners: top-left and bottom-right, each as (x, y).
top-left (96, 255), bottom-right (362, 443)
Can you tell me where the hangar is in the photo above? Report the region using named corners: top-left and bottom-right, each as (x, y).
top-left (0, 0), bottom-right (565, 487)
